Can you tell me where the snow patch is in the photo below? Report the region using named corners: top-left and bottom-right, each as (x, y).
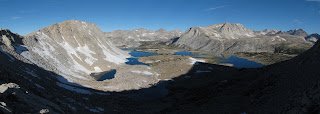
top-left (25, 70), bottom-right (40, 79)
top-left (162, 79), bottom-right (174, 81)
top-left (89, 108), bottom-right (100, 112)
top-left (14, 45), bottom-right (28, 54)
top-left (245, 33), bottom-right (254, 37)
top-left (194, 70), bottom-right (211, 73)
top-left (0, 48), bottom-right (15, 61)
top-left (189, 57), bottom-right (205, 65)
top-left (34, 83), bottom-right (44, 89)
top-left (96, 92), bottom-right (110, 95)
top-left (76, 44), bottom-right (98, 64)
top-left (143, 71), bottom-right (153, 75)
top-left (97, 107), bottom-right (104, 111)
top-left (85, 58), bottom-right (94, 65)
top-left (280, 38), bottom-right (286, 41)
top-left (131, 70), bottom-right (153, 75)
top-left (102, 50), bottom-right (126, 64)
top-left (213, 33), bottom-right (221, 37)
top-left (145, 61), bottom-right (154, 63)
top-left (94, 67), bottom-right (103, 72)
top-left (56, 82), bottom-right (92, 94)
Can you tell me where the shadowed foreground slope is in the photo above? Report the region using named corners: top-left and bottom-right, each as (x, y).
top-left (154, 39), bottom-right (320, 113)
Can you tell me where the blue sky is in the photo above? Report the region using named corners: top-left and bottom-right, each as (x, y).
top-left (1, 0), bottom-right (319, 35)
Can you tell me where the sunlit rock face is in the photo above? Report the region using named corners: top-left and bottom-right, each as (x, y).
top-left (22, 20), bottom-right (129, 82)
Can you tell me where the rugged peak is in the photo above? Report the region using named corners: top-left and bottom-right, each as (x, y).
top-left (62, 19), bottom-right (88, 23)
top-left (133, 28), bottom-right (146, 31)
top-left (207, 22), bottom-right (231, 28)
top-left (286, 29), bottom-right (308, 36)
top-left (53, 20), bottom-right (93, 27)
top-left (276, 31), bottom-right (286, 34)
top-left (27, 20), bottom-right (101, 41)
top-left (270, 29), bottom-right (308, 37)
top-left (185, 27), bottom-right (200, 34)
top-left (169, 29), bottom-right (183, 33)
top-left (222, 22), bottom-right (231, 25)
top-left (156, 28), bottom-right (167, 33)
top-left (0, 28), bottom-right (24, 49)
top-left (263, 29), bottom-right (271, 32)
top-left (178, 22), bottom-right (256, 44)
top-left (309, 33), bottom-right (320, 37)
top-left (305, 33), bottom-right (320, 43)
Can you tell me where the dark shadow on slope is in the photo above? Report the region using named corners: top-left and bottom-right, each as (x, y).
top-left (170, 37), bottom-right (180, 44)
top-left (0, 46), bottom-right (131, 113)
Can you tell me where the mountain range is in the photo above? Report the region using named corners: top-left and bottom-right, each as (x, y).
top-left (103, 22), bottom-right (317, 54)
top-left (174, 22), bottom-right (315, 53)
top-left (105, 28), bottom-right (183, 47)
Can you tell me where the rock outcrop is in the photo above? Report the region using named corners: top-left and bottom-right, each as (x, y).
top-left (105, 28), bottom-right (183, 47)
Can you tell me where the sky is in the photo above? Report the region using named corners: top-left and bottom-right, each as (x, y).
top-left (0, 0), bottom-right (319, 35)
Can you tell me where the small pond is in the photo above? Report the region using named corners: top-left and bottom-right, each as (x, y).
top-left (129, 51), bottom-right (157, 57)
top-left (125, 58), bottom-right (150, 66)
top-left (217, 56), bottom-right (264, 68)
top-left (174, 50), bottom-right (208, 58)
top-left (91, 70), bottom-right (117, 81)
top-left (124, 51), bottom-right (157, 66)
top-left (121, 47), bottom-right (140, 50)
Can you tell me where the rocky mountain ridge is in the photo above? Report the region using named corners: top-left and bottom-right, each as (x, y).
top-left (105, 28), bottom-right (183, 47)
top-left (174, 22), bottom-right (314, 53)
top-left (305, 33), bottom-right (320, 43)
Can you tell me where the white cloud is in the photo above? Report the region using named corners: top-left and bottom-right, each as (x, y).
top-left (205, 5), bottom-right (226, 11)
top-left (293, 19), bottom-right (303, 24)
top-left (19, 10), bottom-right (34, 14)
top-left (306, 0), bottom-right (320, 2)
top-left (11, 17), bottom-right (21, 20)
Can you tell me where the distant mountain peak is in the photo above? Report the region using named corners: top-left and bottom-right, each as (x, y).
top-left (156, 28), bottom-right (167, 33)
top-left (222, 22), bottom-right (230, 25)
top-left (287, 29), bottom-right (308, 36)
